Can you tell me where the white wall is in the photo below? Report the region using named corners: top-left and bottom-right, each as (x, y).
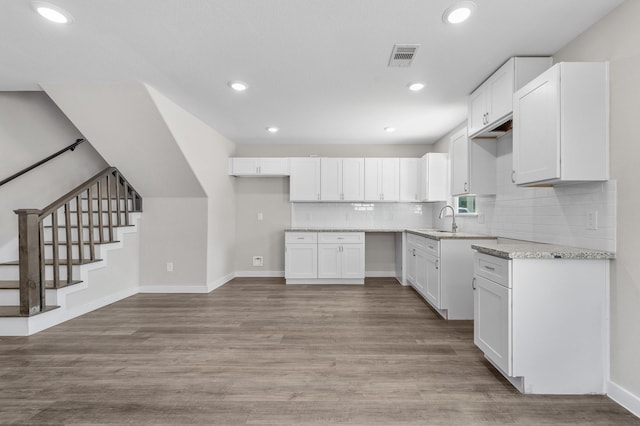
top-left (552, 0), bottom-right (640, 406)
top-left (147, 86), bottom-right (237, 287)
top-left (0, 92), bottom-right (108, 261)
top-left (138, 197), bottom-right (209, 287)
top-left (42, 83), bottom-right (206, 198)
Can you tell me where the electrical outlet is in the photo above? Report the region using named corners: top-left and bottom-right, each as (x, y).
top-left (252, 256), bottom-right (263, 267)
top-left (586, 211), bottom-right (598, 230)
top-left (166, 262), bottom-right (174, 272)
top-left (257, 212), bottom-right (263, 221)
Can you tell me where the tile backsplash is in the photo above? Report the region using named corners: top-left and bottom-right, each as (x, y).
top-left (292, 202), bottom-right (434, 229)
top-left (434, 134), bottom-right (616, 252)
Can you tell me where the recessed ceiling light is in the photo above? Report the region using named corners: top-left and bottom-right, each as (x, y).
top-left (384, 127), bottom-right (396, 133)
top-left (408, 82), bottom-right (426, 92)
top-left (266, 127), bottom-right (279, 133)
top-left (228, 81), bottom-right (249, 92)
top-left (32, 1), bottom-right (73, 24)
top-left (443, 1), bottom-right (476, 24)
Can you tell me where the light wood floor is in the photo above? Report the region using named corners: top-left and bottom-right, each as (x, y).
top-left (0, 277), bottom-right (637, 425)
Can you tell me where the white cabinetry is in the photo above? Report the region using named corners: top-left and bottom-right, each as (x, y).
top-left (286, 232), bottom-right (364, 284)
top-left (473, 251), bottom-right (609, 394)
top-left (290, 158), bottom-right (321, 201)
top-left (450, 128), bottom-right (497, 196)
top-left (513, 62), bottom-right (609, 186)
top-left (317, 233), bottom-right (365, 283)
top-left (364, 158), bottom-right (399, 201)
top-left (285, 232), bottom-right (318, 279)
top-left (406, 232), bottom-right (494, 319)
top-left (468, 57), bottom-right (552, 139)
top-left (320, 158), bottom-right (365, 201)
top-left (420, 153), bottom-right (448, 202)
top-left (399, 158), bottom-right (421, 202)
top-left (229, 158), bottom-right (290, 176)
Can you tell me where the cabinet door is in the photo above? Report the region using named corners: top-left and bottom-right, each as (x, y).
top-left (320, 158), bottom-right (342, 201)
top-left (424, 253), bottom-right (441, 308)
top-left (421, 153), bottom-right (448, 202)
top-left (231, 158), bottom-right (260, 175)
top-left (318, 244), bottom-right (341, 278)
top-left (380, 158), bottom-right (399, 201)
top-left (406, 245), bottom-right (416, 285)
top-left (290, 158), bottom-right (321, 201)
top-left (399, 158), bottom-right (420, 202)
top-left (364, 158), bottom-right (381, 201)
top-left (341, 244), bottom-right (365, 279)
top-left (468, 88), bottom-right (487, 137)
top-left (474, 275), bottom-right (512, 374)
top-left (487, 60), bottom-right (515, 126)
top-left (259, 158), bottom-right (290, 175)
top-left (285, 244), bottom-right (318, 279)
top-left (341, 158), bottom-right (365, 201)
top-left (414, 248), bottom-right (428, 294)
top-left (513, 66), bottom-right (561, 185)
top-left (450, 130), bottom-right (469, 196)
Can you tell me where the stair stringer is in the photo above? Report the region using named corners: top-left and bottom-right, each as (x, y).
top-left (0, 213), bottom-right (141, 336)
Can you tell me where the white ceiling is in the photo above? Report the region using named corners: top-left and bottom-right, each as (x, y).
top-left (0, 0), bottom-right (624, 145)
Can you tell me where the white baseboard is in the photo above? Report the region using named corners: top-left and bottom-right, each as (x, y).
top-left (608, 381), bottom-right (640, 418)
top-left (207, 272), bottom-right (236, 292)
top-left (365, 271), bottom-right (397, 278)
top-left (235, 270), bottom-right (284, 277)
top-left (138, 284), bottom-right (210, 293)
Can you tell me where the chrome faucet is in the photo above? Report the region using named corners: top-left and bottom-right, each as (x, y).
top-left (438, 205), bottom-right (458, 233)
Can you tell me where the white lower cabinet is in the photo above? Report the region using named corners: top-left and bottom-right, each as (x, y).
top-left (423, 252), bottom-right (440, 308)
top-left (474, 274), bottom-right (511, 374)
top-left (285, 232), bottom-right (318, 279)
top-left (405, 232), bottom-right (493, 320)
top-left (286, 232), bottom-right (364, 284)
top-left (472, 251), bottom-right (609, 394)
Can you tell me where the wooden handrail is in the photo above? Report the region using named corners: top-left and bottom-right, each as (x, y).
top-left (14, 166), bottom-right (142, 316)
top-left (0, 139), bottom-right (86, 188)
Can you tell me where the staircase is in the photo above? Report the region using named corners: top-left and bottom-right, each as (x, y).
top-left (0, 167), bottom-right (142, 335)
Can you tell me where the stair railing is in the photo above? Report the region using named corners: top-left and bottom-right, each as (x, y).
top-left (14, 167), bottom-right (142, 316)
top-left (0, 139), bottom-right (86, 188)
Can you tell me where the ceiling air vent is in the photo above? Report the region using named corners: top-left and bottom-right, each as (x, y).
top-left (388, 44), bottom-right (420, 67)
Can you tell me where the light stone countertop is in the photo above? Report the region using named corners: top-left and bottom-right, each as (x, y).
top-left (471, 241), bottom-right (616, 260)
top-left (285, 228), bottom-right (406, 233)
top-left (285, 228), bottom-right (497, 240)
top-left (405, 229), bottom-right (497, 241)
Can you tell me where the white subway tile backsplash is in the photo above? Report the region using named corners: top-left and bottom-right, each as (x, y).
top-left (434, 134), bottom-right (616, 253)
top-left (292, 202), bottom-right (433, 229)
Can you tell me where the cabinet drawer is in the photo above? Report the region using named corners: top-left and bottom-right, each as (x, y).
top-left (286, 232), bottom-right (318, 243)
top-left (318, 232), bottom-right (364, 244)
top-left (407, 233), bottom-right (427, 249)
top-left (474, 253), bottom-right (511, 288)
top-left (424, 239), bottom-right (440, 257)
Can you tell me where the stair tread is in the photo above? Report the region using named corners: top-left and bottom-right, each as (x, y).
top-left (0, 259), bottom-right (103, 266)
top-left (43, 240), bottom-right (120, 245)
top-left (0, 280), bottom-right (83, 290)
top-left (0, 305), bottom-right (60, 318)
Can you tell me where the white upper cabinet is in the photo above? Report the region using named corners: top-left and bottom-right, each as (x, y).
top-left (450, 128), bottom-right (497, 196)
top-left (420, 153), bottom-right (448, 202)
top-left (399, 158), bottom-right (421, 202)
top-left (229, 158), bottom-right (290, 176)
top-left (364, 158), bottom-right (399, 202)
top-left (290, 158), bottom-right (321, 201)
top-left (513, 62), bottom-right (609, 186)
top-left (320, 158), bottom-right (365, 201)
top-left (468, 57), bottom-right (552, 139)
